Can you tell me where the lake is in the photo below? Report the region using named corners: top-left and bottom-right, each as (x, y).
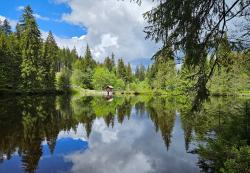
top-left (0, 95), bottom-right (249, 173)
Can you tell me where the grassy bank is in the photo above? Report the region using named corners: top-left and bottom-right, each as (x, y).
top-left (71, 87), bottom-right (250, 98)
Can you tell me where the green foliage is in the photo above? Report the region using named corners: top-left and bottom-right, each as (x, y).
top-left (128, 80), bottom-right (151, 93)
top-left (92, 67), bottom-right (125, 90)
top-left (153, 58), bottom-right (177, 90)
top-left (117, 58), bottom-right (127, 83)
top-left (126, 63), bottom-right (132, 83)
top-left (193, 99), bottom-right (250, 173)
top-left (40, 31), bottom-right (58, 89)
top-left (71, 45), bottom-right (96, 89)
top-left (92, 97), bottom-right (123, 117)
top-left (0, 19), bottom-right (11, 35)
top-left (56, 68), bottom-right (71, 90)
top-left (221, 146), bottom-right (250, 173)
top-left (104, 55), bottom-right (115, 72)
top-left (209, 46), bottom-right (250, 95)
top-left (57, 47), bottom-right (78, 71)
top-left (19, 6), bottom-right (42, 89)
top-left (135, 64), bottom-right (146, 81)
top-left (0, 28), bottom-right (21, 89)
top-left (84, 44), bottom-right (96, 69)
top-left (71, 69), bottom-right (86, 88)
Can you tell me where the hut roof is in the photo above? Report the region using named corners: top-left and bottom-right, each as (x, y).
top-left (106, 85), bottom-right (113, 89)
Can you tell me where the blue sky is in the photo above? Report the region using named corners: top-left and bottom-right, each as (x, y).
top-left (0, 0), bottom-right (86, 38)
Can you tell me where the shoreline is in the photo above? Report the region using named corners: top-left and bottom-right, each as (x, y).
top-left (71, 88), bottom-right (250, 97)
top-left (1, 88), bottom-right (250, 98)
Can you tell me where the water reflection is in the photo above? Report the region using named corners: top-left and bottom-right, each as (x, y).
top-left (0, 95), bottom-right (249, 173)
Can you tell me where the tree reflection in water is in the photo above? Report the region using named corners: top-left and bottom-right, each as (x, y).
top-left (0, 95), bottom-right (249, 173)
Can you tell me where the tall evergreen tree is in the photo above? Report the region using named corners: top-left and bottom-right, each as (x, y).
top-left (40, 31), bottom-right (58, 89)
top-left (104, 56), bottom-right (113, 72)
top-left (19, 6), bottom-right (42, 89)
top-left (127, 63), bottom-right (132, 83)
top-left (117, 58), bottom-right (127, 82)
top-left (0, 23), bottom-right (21, 89)
top-left (111, 53), bottom-right (115, 67)
top-left (135, 65), bottom-right (146, 81)
top-left (78, 44), bottom-right (96, 89)
top-left (0, 32), bottom-right (9, 88)
top-left (0, 19), bottom-right (11, 35)
top-left (15, 23), bottom-right (22, 39)
top-left (84, 44), bottom-right (96, 69)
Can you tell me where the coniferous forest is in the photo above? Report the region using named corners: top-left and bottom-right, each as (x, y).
top-left (1, 6), bottom-right (249, 98)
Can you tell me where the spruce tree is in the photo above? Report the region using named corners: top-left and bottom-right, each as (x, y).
top-left (127, 63), bottom-right (132, 83)
top-left (41, 31), bottom-right (58, 89)
top-left (135, 65), bottom-right (146, 81)
top-left (117, 58), bottom-right (127, 82)
top-left (135, 65), bottom-right (140, 80)
top-left (0, 32), bottom-right (9, 88)
top-left (0, 19), bottom-right (12, 35)
top-left (111, 53), bottom-right (115, 68)
top-left (84, 44), bottom-right (96, 69)
top-left (7, 33), bottom-right (22, 89)
top-left (104, 56), bottom-right (113, 72)
top-left (79, 44), bottom-right (96, 89)
top-left (0, 17), bottom-right (22, 90)
top-left (19, 6), bottom-right (42, 89)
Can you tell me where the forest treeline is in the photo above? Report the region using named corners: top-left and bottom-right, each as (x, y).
top-left (0, 6), bottom-right (249, 95)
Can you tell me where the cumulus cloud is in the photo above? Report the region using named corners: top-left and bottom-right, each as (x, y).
top-left (54, 0), bottom-right (161, 63)
top-left (61, 112), bottom-right (200, 173)
top-left (41, 30), bottom-right (86, 55)
top-left (57, 124), bottom-right (88, 142)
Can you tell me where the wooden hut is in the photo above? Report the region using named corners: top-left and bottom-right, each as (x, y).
top-left (105, 85), bottom-right (114, 96)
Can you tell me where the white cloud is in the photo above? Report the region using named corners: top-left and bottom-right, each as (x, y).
top-left (17, 6), bottom-right (25, 11)
top-left (41, 30), bottom-right (86, 56)
top-left (63, 117), bottom-right (154, 173)
top-left (34, 13), bottom-right (50, 21)
top-left (54, 0), bottom-right (161, 63)
top-left (0, 15), bottom-right (17, 30)
top-left (57, 124), bottom-right (88, 142)
top-left (60, 110), bottom-right (200, 173)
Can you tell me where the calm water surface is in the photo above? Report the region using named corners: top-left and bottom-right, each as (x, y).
top-left (0, 95), bottom-right (249, 173)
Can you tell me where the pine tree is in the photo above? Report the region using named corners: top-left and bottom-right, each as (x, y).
top-left (19, 6), bottom-right (42, 89)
